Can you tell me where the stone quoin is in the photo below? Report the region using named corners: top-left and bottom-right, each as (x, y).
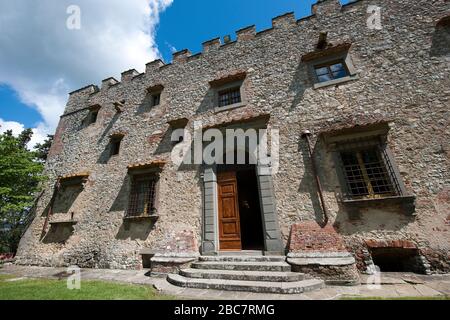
top-left (15, 0), bottom-right (450, 289)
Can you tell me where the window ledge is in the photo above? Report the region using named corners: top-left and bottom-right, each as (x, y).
top-left (123, 215), bottom-right (159, 221)
top-left (49, 220), bottom-right (78, 225)
top-left (341, 195), bottom-right (416, 215)
top-left (313, 75), bottom-right (359, 90)
top-left (214, 102), bottom-right (246, 113)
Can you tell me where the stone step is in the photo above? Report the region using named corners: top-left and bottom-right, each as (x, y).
top-left (180, 268), bottom-right (305, 282)
top-left (167, 274), bottom-right (324, 294)
top-left (191, 261), bottom-right (292, 272)
top-left (199, 255), bottom-right (286, 262)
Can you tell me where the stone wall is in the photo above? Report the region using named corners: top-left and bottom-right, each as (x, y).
top-left (16, 0), bottom-right (450, 273)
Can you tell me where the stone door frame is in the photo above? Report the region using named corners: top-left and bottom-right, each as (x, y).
top-left (201, 164), bottom-right (284, 256)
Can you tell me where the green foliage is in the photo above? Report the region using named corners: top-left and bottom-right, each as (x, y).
top-left (0, 129), bottom-right (45, 252)
top-left (34, 135), bottom-right (54, 162)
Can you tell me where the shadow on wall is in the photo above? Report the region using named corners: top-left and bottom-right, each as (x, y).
top-left (196, 87), bottom-right (215, 114)
top-left (153, 126), bottom-right (175, 155)
top-left (288, 62), bottom-right (311, 111)
top-left (116, 221), bottom-right (156, 241)
top-left (430, 16), bottom-right (450, 57)
top-left (298, 136), bottom-right (330, 225)
top-left (135, 93), bottom-right (159, 115)
top-left (334, 203), bottom-right (416, 235)
top-left (97, 113), bottom-right (120, 145)
top-left (111, 175), bottom-right (155, 241)
top-left (97, 141), bottom-right (113, 164)
top-left (109, 175), bottom-right (130, 213)
top-left (48, 185), bottom-right (83, 216)
top-left (42, 223), bottom-right (75, 244)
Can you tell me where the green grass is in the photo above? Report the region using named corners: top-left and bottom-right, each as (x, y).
top-left (0, 275), bottom-right (176, 300)
top-left (341, 296), bottom-right (449, 300)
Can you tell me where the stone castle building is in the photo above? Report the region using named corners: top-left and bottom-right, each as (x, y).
top-left (16, 0), bottom-right (449, 292)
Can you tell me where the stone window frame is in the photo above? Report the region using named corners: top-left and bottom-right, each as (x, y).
top-left (325, 125), bottom-right (415, 213)
top-left (212, 79), bottom-right (247, 113)
top-left (305, 49), bottom-right (359, 89)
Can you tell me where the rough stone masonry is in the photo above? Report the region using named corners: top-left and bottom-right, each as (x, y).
top-left (15, 0), bottom-right (449, 280)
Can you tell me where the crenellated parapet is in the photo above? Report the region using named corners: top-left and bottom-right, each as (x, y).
top-left (67, 0), bottom-right (364, 102)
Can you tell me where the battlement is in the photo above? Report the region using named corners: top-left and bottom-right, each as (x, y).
top-left (67, 0), bottom-right (364, 100)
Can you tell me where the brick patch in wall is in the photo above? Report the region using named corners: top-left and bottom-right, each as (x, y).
top-left (365, 239), bottom-right (417, 249)
top-left (288, 221), bottom-right (347, 252)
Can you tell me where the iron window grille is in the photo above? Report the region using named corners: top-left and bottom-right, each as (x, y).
top-left (314, 60), bottom-right (349, 83)
top-left (337, 142), bottom-right (401, 200)
top-left (127, 176), bottom-right (157, 217)
top-left (218, 87), bottom-right (241, 107)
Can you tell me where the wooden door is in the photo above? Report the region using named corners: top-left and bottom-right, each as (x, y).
top-left (217, 171), bottom-right (242, 251)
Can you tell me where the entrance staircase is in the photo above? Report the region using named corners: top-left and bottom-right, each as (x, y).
top-left (167, 256), bottom-right (324, 294)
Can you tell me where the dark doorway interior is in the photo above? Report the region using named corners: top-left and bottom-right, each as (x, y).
top-left (370, 248), bottom-right (424, 273)
top-left (236, 168), bottom-right (264, 250)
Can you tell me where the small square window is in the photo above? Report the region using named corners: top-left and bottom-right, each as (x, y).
top-left (314, 60), bottom-right (349, 83)
top-left (218, 87), bottom-right (241, 108)
top-left (151, 93), bottom-right (161, 107)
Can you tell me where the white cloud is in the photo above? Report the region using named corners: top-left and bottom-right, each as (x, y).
top-left (0, 0), bottom-right (173, 134)
top-left (0, 118), bottom-right (49, 149)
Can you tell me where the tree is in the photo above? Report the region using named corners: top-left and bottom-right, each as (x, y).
top-left (35, 134), bottom-right (54, 162)
top-left (0, 129), bottom-right (45, 253)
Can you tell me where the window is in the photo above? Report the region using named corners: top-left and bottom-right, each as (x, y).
top-left (110, 137), bottom-right (122, 157)
top-left (302, 43), bottom-right (358, 89)
top-left (89, 111), bottom-right (98, 124)
top-left (218, 87), bottom-right (241, 107)
top-left (127, 176), bottom-right (157, 216)
top-left (151, 93), bottom-right (161, 107)
top-left (314, 60), bottom-right (349, 83)
top-left (339, 147), bottom-right (396, 199)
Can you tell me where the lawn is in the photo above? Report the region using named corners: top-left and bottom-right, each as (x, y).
top-left (341, 296), bottom-right (449, 300)
top-left (0, 275), bottom-right (175, 300)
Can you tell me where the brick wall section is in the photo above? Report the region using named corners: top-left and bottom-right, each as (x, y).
top-left (288, 222), bottom-right (347, 252)
top-left (365, 239), bottom-right (417, 249)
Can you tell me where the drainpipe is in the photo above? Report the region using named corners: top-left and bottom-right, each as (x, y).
top-left (301, 130), bottom-right (329, 227)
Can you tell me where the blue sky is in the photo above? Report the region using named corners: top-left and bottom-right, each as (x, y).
top-left (0, 0), bottom-right (352, 144)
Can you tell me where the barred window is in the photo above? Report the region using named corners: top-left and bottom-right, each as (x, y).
top-left (314, 60), bottom-right (349, 83)
top-left (218, 87), bottom-right (241, 107)
top-left (340, 147), bottom-right (397, 199)
top-left (127, 176), bottom-right (157, 217)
